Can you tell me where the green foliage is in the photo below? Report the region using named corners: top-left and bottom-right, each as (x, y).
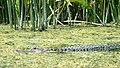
top-left (118, 1), bottom-right (120, 24)
top-left (0, 0), bottom-right (120, 31)
top-left (75, 0), bottom-right (89, 8)
top-left (15, 0), bottom-right (20, 15)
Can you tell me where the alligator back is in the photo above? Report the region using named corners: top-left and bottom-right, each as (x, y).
top-left (15, 44), bottom-right (120, 53)
top-left (58, 44), bottom-right (120, 52)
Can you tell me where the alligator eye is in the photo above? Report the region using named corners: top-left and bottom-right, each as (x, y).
top-left (33, 47), bottom-right (37, 49)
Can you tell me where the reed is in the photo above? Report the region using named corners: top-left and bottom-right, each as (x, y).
top-left (0, 0), bottom-right (119, 31)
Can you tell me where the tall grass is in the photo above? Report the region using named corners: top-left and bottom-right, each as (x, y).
top-left (0, 0), bottom-right (120, 31)
top-left (7, 0), bottom-right (13, 28)
top-left (118, 0), bottom-right (120, 24)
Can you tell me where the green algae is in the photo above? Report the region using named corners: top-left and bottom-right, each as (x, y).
top-left (0, 24), bottom-right (120, 68)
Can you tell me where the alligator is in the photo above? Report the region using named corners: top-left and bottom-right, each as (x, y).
top-left (14, 44), bottom-right (120, 53)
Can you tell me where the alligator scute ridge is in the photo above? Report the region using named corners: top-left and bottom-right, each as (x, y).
top-left (14, 44), bottom-right (120, 53)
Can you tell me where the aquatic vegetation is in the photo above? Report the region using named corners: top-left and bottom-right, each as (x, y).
top-left (0, 24), bottom-right (120, 68)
